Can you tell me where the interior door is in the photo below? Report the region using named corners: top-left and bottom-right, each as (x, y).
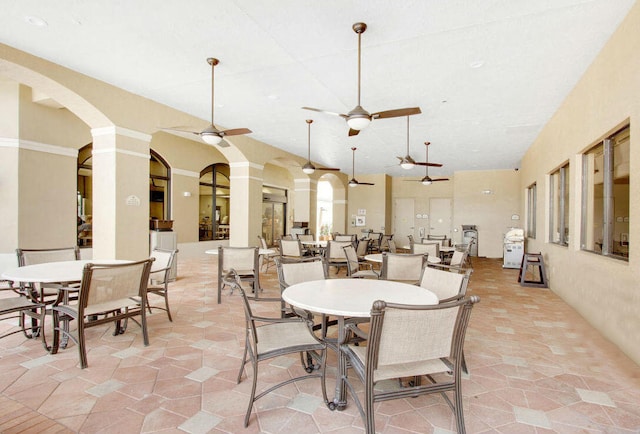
top-left (393, 198), bottom-right (415, 247)
top-left (429, 198), bottom-right (452, 238)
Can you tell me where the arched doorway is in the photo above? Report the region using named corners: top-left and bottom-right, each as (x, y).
top-left (199, 163), bottom-right (230, 241)
top-left (76, 145), bottom-right (172, 245)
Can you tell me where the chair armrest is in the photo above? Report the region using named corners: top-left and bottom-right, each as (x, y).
top-left (344, 322), bottom-right (369, 343)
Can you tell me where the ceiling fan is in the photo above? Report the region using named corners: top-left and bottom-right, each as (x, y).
top-left (348, 147), bottom-right (374, 187)
top-left (396, 116), bottom-right (443, 170)
top-left (163, 58), bottom-right (251, 147)
top-left (301, 120), bottom-right (341, 174)
top-left (405, 142), bottom-right (449, 185)
top-left (302, 22), bottom-right (421, 136)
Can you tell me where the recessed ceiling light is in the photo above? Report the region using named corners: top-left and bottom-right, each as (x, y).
top-left (24, 15), bottom-right (48, 27)
top-left (470, 60), bottom-right (484, 69)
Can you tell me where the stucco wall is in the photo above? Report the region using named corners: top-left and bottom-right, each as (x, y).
top-left (520, 1), bottom-right (640, 364)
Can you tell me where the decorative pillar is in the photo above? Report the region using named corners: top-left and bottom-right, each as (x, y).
top-left (229, 162), bottom-right (263, 247)
top-left (294, 178), bottom-right (318, 235)
top-left (91, 126), bottom-right (151, 260)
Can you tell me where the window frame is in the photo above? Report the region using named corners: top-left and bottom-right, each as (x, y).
top-left (580, 125), bottom-right (629, 260)
top-left (549, 162), bottom-right (570, 246)
top-left (526, 183), bottom-right (537, 239)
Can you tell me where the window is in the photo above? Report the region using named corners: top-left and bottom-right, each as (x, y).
top-left (526, 183), bottom-right (536, 239)
top-left (199, 164), bottom-right (230, 241)
top-left (581, 126), bottom-right (629, 259)
top-left (549, 163), bottom-right (570, 246)
top-left (150, 150), bottom-right (171, 221)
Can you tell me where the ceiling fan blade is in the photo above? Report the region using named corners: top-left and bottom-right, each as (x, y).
top-left (372, 107), bottom-right (422, 119)
top-left (358, 182), bottom-right (375, 186)
top-left (431, 178), bottom-right (449, 182)
top-left (302, 107), bottom-right (347, 118)
top-left (415, 161), bottom-right (443, 167)
top-left (348, 128), bottom-right (360, 136)
top-left (316, 167), bottom-right (341, 171)
top-left (220, 128), bottom-right (252, 136)
top-left (161, 127), bottom-right (201, 135)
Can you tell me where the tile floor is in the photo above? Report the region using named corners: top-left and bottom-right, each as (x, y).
top-left (1, 256), bottom-right (639, 433)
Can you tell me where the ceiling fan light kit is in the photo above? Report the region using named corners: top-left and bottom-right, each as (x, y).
top-left (303, 22), bottom-right (421, 136)
top-left (302, 163), bottom-right (315, 175)
top-left (162, 57), bottom-right (251, 147)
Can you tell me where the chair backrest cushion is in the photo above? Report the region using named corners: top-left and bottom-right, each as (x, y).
top-left (449, 251), bottom-right (466, 267)
top-left (419, 266), bottom-right (467, 301)
top-left (279, 239), bottom-right (302, 257)
top-left (356, 239), bottom-right (370, 256)
top-left (81, 259), bottom-right (152, 314)
top-left (413, 242), bottom-right (439, 257)
top-left (149, 249), bottom-right (176, 282)
top-left (375, 303), bottom-right (459, 366)
top-left (17, 247), bottom-right (80, 266)
top-left (297, 234), bottom-right (314, 242)
top-left (342, 245), bottom-right (359, 274)
top-left (326, 241), bottom-right (352, 260)
top-left (220, 247), bottom-right (257, 272)
top-left (278, 258), bottom-right (327, 287)
top-left (382, 253), bottom-right (425, 281)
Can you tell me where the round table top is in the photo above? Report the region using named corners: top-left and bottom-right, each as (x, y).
top-left (2, 259), bottom-right (131, 284)
top-left (364, 253), bottom-right (441, 264)
top-left (205, 248), bottom-right (274, 255)
top-left (282, 278), bottom-right (438, 318)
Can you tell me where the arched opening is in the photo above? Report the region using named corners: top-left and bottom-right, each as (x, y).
top-left (149, 150), bottom-right (171, 221)
top-left (199, 163), bottom-right (230, 241)
top-left (317, 180), bottom-right (333, 240)
top-left (77, 145), bottom-right (173, 245)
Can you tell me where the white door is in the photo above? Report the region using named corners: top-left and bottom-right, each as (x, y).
top-left (429, 198), bottom-right (452, 238)
top-left (393, 198), bottom-right (415, 247)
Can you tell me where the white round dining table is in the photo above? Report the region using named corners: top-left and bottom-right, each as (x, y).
top-left (282, 278), bottom-right (438, 410)
top-left (2, 259), bottom-right (131, 284)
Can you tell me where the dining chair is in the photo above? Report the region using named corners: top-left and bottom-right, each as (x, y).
top-left (343, 245), bottom-right (379, 279)
top-left (387, 239), bottom-right (397, 253)
top-left (297, 234), bottom-right (314, 242)
top-left (324, 240), bottom-right (352, 274)
top-left (448, 250), bottom-right (469, 268)
top-left (258, 235), bottom-right (278, 272)
top-left (217, 246), bottom-right (260, 304)
top-left (420, 264), bottom-right (473, 374)
top-left (355, 238), bottom-right (370, 259)
top-left (380, 252), bottom-right (426, 285)
top-left (51, 258), bottom-right (154, 369)
top-left (274, 256), bottom-right (328, 318)
top-left (412, 242), bottom-right (439, 258)
top-left (224, 269), bottom-right (328, 428)
top-left (379, 234), bottom-right (393, 252)
top-left (278, 239), bottom-right (304, 260)
top-left (334, 234), bottom-right (355, 242)
top-left (420, 265), bottom-right (472, 303)
top-left (15, 246), bottom-right (81, 336)
top-left (0, 281), bottom-right (45, 341)
top-left (340, 296), bottom-right (480, 434)
top-left (368, 232), bottom-right (383, 253)
top-left (146, 248), bottom-right (179, 321)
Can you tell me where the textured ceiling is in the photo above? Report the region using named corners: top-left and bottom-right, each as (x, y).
top-left (0, 0), bottom-right (635, 176)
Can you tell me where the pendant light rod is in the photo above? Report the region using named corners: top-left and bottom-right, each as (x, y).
top-left (351, 147), bottom-right (357, 178)
top-left (207, 57), bottom-right (219, 125)
top-left (353, 23), bottom-right (367, 107)
top-left (306, 119), bottom-right (313, 160)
